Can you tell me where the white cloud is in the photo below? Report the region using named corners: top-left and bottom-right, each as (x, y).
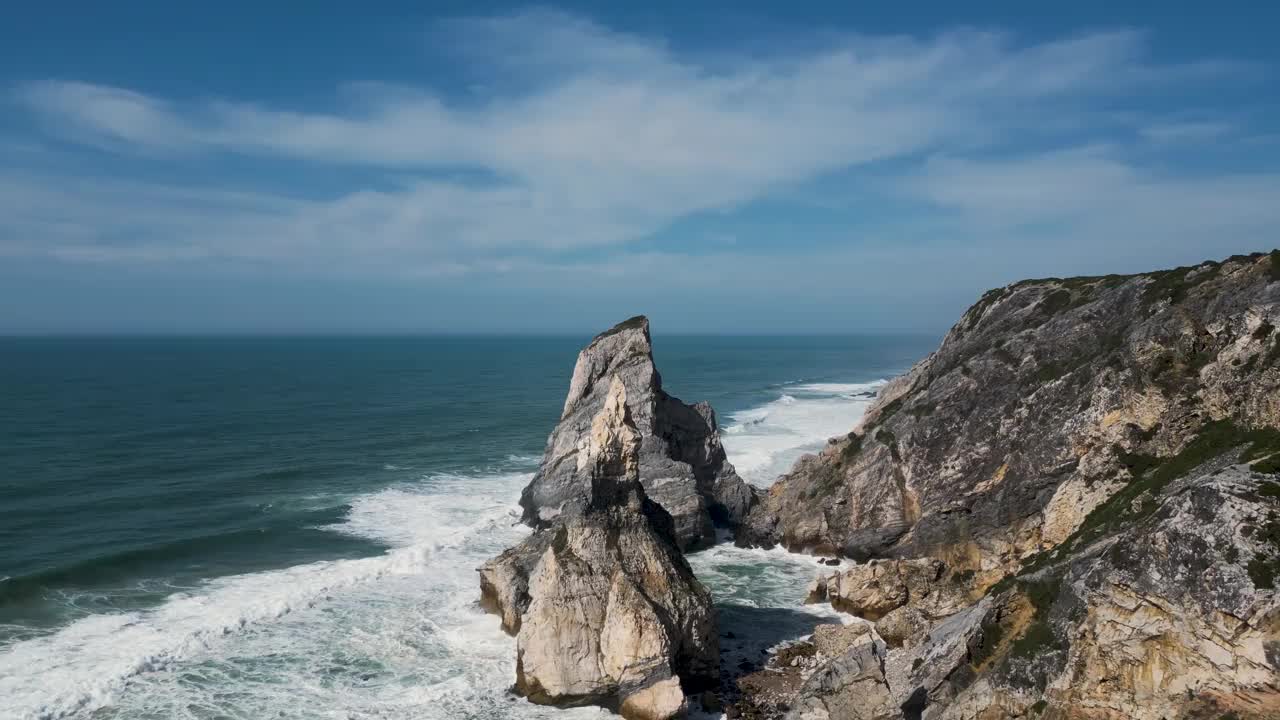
top-left (908, 145), bottom-right (1280, 234)
top-left (1, 10), bottom-right (1271, 286)
top-left (16, 81), bottom-right (197, 150)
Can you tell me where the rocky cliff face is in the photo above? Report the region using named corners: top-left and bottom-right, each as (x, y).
top-left (736, 251), bottom-right (1280, 719)
top-left (481, 376), bottom-right (720, 720)
top-left (742, 252), bottom-right (1280, 572)
top-left (521, 315), bottom-right (756, 550)
top-left (780, 463), bottom-right (1280, 720)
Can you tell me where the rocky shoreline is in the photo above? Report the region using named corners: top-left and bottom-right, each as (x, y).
top-left (480, 251), bottom-right (1280, 720)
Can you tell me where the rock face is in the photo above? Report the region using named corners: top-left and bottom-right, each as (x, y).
top-left (730, 622), bottom-right (893, 720)
top-left (481, 377), bottom-right (719, 719)
top-left (811, 558), bottom-right (970, 648)
top-left (786, 464), bottom-right (1280, 720)
top-left (742, 252), bottom-right (1280, 573)
top-left (786, 623), bottom-right (894, 720)
top-left (1012, 464), bottom-right (1280, 720)
top-left (739, 251), bottom-right (1280, 719)
top-left (521, 315), bottom-right (756, 550)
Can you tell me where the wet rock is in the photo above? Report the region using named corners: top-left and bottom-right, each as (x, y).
top-left (803, 576), bottom-right (827, 605)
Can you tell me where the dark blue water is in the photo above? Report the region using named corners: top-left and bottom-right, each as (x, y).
top-left (0, 333), bottom-right (934, 719)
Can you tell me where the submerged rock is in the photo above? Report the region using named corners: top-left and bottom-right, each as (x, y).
top-left (482, 377), bottom-right (719, 719)
top-left (519, 315), bottom-right (756, 550)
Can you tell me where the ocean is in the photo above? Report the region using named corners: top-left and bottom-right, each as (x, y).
top-left (0, 333), bottom-right (936, 720)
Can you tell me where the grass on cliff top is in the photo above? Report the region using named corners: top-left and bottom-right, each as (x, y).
top-left (966, 252), bottom-right (1269, 331)
top-left (1141, 250), bottom-right (1278, 306)
top-left (967, 286), bottom-right (1014, 327)
top-left (1012, 274), bottom-right (1131, 291)
top-left (1140, 263), bottom-right (1220, 306)
top-left (590, 315), bottom-right (648, 342)
top-left (965, 276), bottom-right (1120, 333)
top-left (1038, 289), bottom-right (1073, 316)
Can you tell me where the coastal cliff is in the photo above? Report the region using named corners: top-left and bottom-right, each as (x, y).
top-left (735, 251), bottom-right (1280, 719)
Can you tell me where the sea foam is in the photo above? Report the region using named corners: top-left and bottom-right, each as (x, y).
top-left (0, 473), bottom-right (561, 720)
top-left (0, 382), bottom-right (881, 720)
top-left (721, 379), bottom-right (885, 484)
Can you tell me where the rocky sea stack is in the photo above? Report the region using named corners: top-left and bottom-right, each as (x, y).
top-left (519, 315), bottom-right (756, 550)
top-left (480, 322), bottom-right (731, 719)
top-left (734, 251), bottom-right (1280, 719)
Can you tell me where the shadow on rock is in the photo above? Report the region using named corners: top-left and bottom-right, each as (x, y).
top-left (715, 603), bottom-right (841, 680)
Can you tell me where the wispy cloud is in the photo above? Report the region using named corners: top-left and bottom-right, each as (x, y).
top-left (1, 10), bottom-right (1273, 294)
top-left (1138, 120), bottom-right (1234, 143)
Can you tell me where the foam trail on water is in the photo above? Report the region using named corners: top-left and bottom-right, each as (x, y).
top-left (0, 472), bottom-right (599, 720)
top-left (721, 380), bottom-right (886, 485)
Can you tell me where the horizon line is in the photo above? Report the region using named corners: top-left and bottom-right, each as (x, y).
top-left (0, 328), bottom-right (947, 339)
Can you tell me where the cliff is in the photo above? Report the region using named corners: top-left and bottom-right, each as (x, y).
top-left (735, 251), bottom-right (1280, 719)
top-left (481, 318), bottom-right (742, 718)
top-left (742, 252), bottom-right (1280, 573)
top-left (483, 377), bottom-right (719, 719)
top-left (520, 315), bottom-right (756, 550)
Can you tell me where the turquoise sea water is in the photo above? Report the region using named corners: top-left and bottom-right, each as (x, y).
top-left (0, 333), bottom-right (934, 719)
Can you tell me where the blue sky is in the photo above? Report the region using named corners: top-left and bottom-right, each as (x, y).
top-left (2, 1), bottom-right (1279, 333)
